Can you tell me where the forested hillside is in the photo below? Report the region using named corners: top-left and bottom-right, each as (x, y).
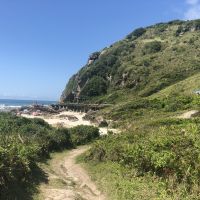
top-left (61, 19), bottom-right (200, 103)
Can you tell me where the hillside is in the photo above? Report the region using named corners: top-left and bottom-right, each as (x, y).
top-left (150, 72), bottom-right (200, 98)
top-left (61, 19), bottom-right (200, 103)
top-left (60, 19), bottom-right (200, 200)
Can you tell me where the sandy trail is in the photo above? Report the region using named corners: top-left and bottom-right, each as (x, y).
top-left (37, 146), bottom-right (106, 200)
top-left (177, 110), bottom-right (199, 119)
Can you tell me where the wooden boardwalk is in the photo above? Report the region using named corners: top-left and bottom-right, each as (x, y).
top-left (51, 103), bottom-right (111, 112)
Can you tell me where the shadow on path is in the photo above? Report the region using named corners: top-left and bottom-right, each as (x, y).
top-left (0, 164), bottom-right (48, 200)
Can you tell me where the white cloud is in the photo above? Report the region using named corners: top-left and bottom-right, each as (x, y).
top-left (185, 0), bottom-right (200, 19)
top-left (185, 6), bottom-right (200, 19)
top-left (186, 0), bottom-right (199, 5)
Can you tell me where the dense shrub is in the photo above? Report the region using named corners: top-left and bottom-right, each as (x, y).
top-left (167, 20), bottom-right (184, 25)
top-left (86, 119), bottom-right (200, 192)
top-left (48, 128), bottom-right (73, 151)
top-left (110, 95), bottom-right (197, 120)
top-left (176, 26), bottom-right (184, 36)
top-left (98, 120), bottom-right (108, 127)
top-left (69, 125), bottom-right (99, 145)
top-left (143, 41), bottom-right (162, 54)
top-left (155, 23), bottom-right (168, 33)
top-left (164, 96), bottom-right (193, 112)
top-left (176, 20), bottom-right (200, 36)
top-left (0, 113), bottom-right (100, 197)
top-left (80, 76), bottom-right (108, 98)
top-left (127, 28), bottom-right (146, 39)
top-left (89, 52), bottom-right (100, 61)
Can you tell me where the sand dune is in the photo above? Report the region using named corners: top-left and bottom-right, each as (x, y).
top-left (22, 111), bottom-right (119, 135)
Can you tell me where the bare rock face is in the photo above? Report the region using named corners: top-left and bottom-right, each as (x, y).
top-left (59, 114), bottom-right (79, 122)
top-left (83, 111), bottom-right (97, 122)
top-left (60, 74), bottom-right (81, 103)
top-left (83, 112), bottom-right (108, 127)
top-left (87, 52), bottom-right (100, 65)
top-left (67, 115), bottom-right (79, 122)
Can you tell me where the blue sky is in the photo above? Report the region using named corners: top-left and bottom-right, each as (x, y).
top-left (0, 0), bottom-right (199, 100)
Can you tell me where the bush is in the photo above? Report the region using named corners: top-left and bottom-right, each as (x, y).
top-left (86, 120), bottom-right (200, 191)
top-left (69, 125), bottom-right (100, 145)
top-left (48, 128), bottom-right (73, 151)
top-left (176, 26), bottom-right (184, 36)
top-left (126, 28), bottom-right (146, 39)
top-left (88, 52), bottom-right (100, 62)
top-left (80, 76), bottom-right (108, 98)
top-left (0, 113), bottom-right (100, 196)
top-left (167, 20), bottom-right (184, 25)
top-left (155, 24), bottom-right (168, 33)
top-left (0, 137), bottom-right (38, 195)
top-left (98, 120), bottom-right (108, 127)
top-left (164, 96), bottom-right (193, 112)
top-left (176, 20), bottom-right (200, 36)
top-left (143, 41), bottom-right (162, 54)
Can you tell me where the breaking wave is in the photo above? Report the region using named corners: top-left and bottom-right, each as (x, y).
top-left (0, 104), bottom-right (21, 111)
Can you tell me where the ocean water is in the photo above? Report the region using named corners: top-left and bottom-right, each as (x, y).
top-left (0, 99), bottom-right (57, 111)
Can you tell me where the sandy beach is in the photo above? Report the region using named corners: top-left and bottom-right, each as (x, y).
top-left (22, 111), bottom-right (90, 127)
top-left (22, 110), bottom-right (118, 135)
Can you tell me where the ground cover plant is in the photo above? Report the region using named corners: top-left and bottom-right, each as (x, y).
top-left (0, 112), bottom-right (99, 199)
top-left (83, 117), bottom-right (200, 199)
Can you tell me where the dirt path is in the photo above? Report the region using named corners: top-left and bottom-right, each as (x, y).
top-left (177, 110), bottom-right (199, 119)
top-left (36, 146), bottom-right (106, 200)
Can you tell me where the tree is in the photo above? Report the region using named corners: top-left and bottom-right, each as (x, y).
top-left (80, 76), bottom-right (108, 97)
top-left (143, 41), bottom-right (162, 54)
top-left (126, 28), bottom-right (146, 39)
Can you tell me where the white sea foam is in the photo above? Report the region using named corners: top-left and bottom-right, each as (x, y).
top-left (0, 104), bottom-right (6, 109)
top-left (0, 99), bottom-right (56, 112)
top-left (0, 104), bottom-right (21, 111)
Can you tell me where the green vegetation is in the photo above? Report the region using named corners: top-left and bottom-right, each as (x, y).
top-left (4, 18), bottom-right (200, 199)
top-left (0, 113), bottom-right (99, 199)
top-left (126, 27), bottom-right (146, 39)
top-left (175, 20), bottom-right (200, 36)
top-left (150, 72), bottom-right (200, 98)
top-left (61, 18), bottom-right (200, 102)
top-left (82, 117), bottom-right (200, 199)
top-left (78, 75), bottom-right (200, 199)
top-left (60, 19), bottom-right (200, 199)
top-left (78, 86), bottom-right (199, 199)
top-left (69, 125), bottom-right (100, 145)
top-left (143, 41), bottom-right (162, 54)
top-left (80, 76), bottom-right (108, 97)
